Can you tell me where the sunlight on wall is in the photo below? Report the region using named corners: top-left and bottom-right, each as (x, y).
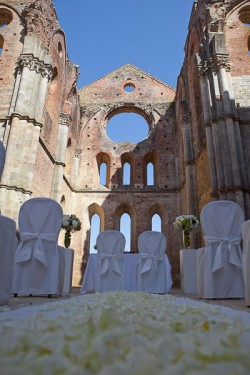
top-left (123, 162), bottom-right (131, 185)
top-left (89, 214), bottom-right (100, 253)
top-left (147, 162), bottom-right (154, 185)
top-left (152, 213), bottom-right (161, 232)
top-left (120, 213), bottom-right (131, 251)
top-left (99, 163), bottom-right (107, 185)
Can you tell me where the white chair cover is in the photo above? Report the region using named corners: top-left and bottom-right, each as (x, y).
top-left (0, 215), bottom-right (18, 305)
top-left (241, 220), bottom-right (250, 307)
top-left (137, 231), bottom-right (172, 294)
top-left (0, 141), bottom-right (5, 180)
top-left (197, 200), bottom-right (245, 299)
top-left (12, 198), bottom-right (63, 296)
top-left (95, 230), bottom-right (126, 292)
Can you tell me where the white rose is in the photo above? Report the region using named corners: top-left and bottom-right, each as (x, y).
top-left (72, 220), bottom-right (79, 229)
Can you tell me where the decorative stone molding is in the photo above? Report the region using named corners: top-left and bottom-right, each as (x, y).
top-left (75, 149), bottom-right (82, 158)
top-left (9, 113), bottom-right (43, 128)
top-left (16, 55), bottom-right (53, 80)
top-left (197, 54), bottom-right (231, 75)
top-left (212, 55), bottom-right (231, 71)
top-left (59, 113), bottom-right (72, 127)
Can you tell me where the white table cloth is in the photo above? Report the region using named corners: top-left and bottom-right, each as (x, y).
top-left (180, 249), bottom-right (197, 294)
top-left (241, 220), bottom-right (250, 306)
top-left (0, 215), bottom-right (18, 305)
top-left (81, 253), bottom-right (172, 293)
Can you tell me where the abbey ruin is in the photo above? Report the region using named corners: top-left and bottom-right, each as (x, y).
top-left (0, 0), bottom-right (250, 286)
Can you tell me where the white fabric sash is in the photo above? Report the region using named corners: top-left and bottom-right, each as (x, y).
top-left (140, 253), bottom-right (165, 274)
top-left (204, 235), bottom-right (243, 272)
top-left (15, 232), bottom-right (57, 267)
top-left (99, 254), bottom-right (123, 275)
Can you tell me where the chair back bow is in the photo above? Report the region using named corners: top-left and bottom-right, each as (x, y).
top-left (99, 253), bottom-right (123, 275)
top-left (139, 253), bottom-right (165, 274)
top-left (15, 232), bottom-right (57, 267)
top-left (204, 235), bottom-right (242, 272)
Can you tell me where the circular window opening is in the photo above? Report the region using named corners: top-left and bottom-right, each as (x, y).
top-left (239, 6), bottom-right (250, 25)
top-left (106, 112), bottom-right (149, 144)
top-left (0, 8), bottom-right (13, 28)
top-left (123, 83), bottom-right (135, 93)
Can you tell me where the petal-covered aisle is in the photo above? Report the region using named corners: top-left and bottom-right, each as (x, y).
top-left (0, 292), bottom-right (250, 375)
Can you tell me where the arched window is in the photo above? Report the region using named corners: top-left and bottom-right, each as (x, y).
top-left (99, 162), bottom-right (107, 185)
top-left (0, 35), bottom-right (3, 57)
top-left (152, 214), bottom-right (162, 232)
top-left (89, 214), bottom-right (100, 253)
top-left (0, 8), bottom-right (13, 28)
top-left (120, 213), bottom-right (131, 252)
top-left (123, 162), bottom-right (131, 185)
top-left (96, 153), bottom-right (110, 188)
top-left (147, 162), bottom-right (154, 185)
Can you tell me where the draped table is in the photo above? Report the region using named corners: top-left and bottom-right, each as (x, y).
top-left (81, 253), bottom-right (172, 293)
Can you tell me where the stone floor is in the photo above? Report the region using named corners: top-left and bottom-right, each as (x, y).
top-left (5, 287), bottom-right (250, 313)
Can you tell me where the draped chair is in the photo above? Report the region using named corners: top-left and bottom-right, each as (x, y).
top-left (196, 200), bottom-right (245, 299)
top-left (12, 198), bottom-right (64, 296)
top-left (136, 231), bottom-right (172, 294)
top-left (0, 141), bottom-right (5, 180)
top-left (95, 230), bottom-right (126, 292)
top-left (241, 220), bottom-right (250, 307)
top-left (0, 215), bottom-right (18, 305)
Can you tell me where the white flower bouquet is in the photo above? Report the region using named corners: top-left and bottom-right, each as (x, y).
top-left (173, 214), bottom-right (200, 248)
top-left (62, 214), bottom-right (81, 248)
top-left (173, 214), bottom-right (200, 232)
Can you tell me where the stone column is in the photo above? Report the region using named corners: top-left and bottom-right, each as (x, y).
top-left (180, 103), bottom-right (197, 215)
top-left (51, 113), bottom-right (71, 202)
top-left (216, 56), bottom-right (244, 208)
top-left (198, 69), bottom-right (219, 197)
top-left (0, 52), bottom-right (53, 218)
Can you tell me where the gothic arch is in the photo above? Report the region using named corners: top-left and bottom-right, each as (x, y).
top-left (88, 203), bottom-right (105, 231)
top-left (147, 203), bottom-right (169, 238)
top-left (105, 105), bottom-right (152, 126)
top-left (143, 152), bottom-right (159, 187)
top-left (121, 152), bottom-right (134, 186)
top-left (114, 203), bottom-right (137, 250)
top-left (96, 152), bottom-right (111, 187)
top-left (225, 3), bottom-right (250, 76)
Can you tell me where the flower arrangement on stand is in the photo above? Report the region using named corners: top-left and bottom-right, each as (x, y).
top-left (173, 214), bottom-right (200, 249)
top-left (61, 214), bottom-right (81, 248)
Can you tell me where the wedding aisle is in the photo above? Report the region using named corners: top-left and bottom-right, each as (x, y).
top-left (0, 291), bottom-right (250, 375)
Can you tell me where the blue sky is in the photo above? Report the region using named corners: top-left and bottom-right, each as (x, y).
top-left (53, 0), bottom-right (194, 89)
top-left (53, 0), bottom-right (194, 250)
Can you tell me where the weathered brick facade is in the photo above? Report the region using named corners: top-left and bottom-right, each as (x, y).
top-left (0, 0), bottom-right (250, 286)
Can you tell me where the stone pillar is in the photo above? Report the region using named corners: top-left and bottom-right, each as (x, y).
top-left (51, 113), bottom-right (71, 202)
top-left (0, 51), bottom-right (53, 218)
top-left (180, 103), bottom-right (197, 215)
top-left (216, 57), bottom-right (244, 208)
top-left (198, 70), bottom-right (219, 197)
